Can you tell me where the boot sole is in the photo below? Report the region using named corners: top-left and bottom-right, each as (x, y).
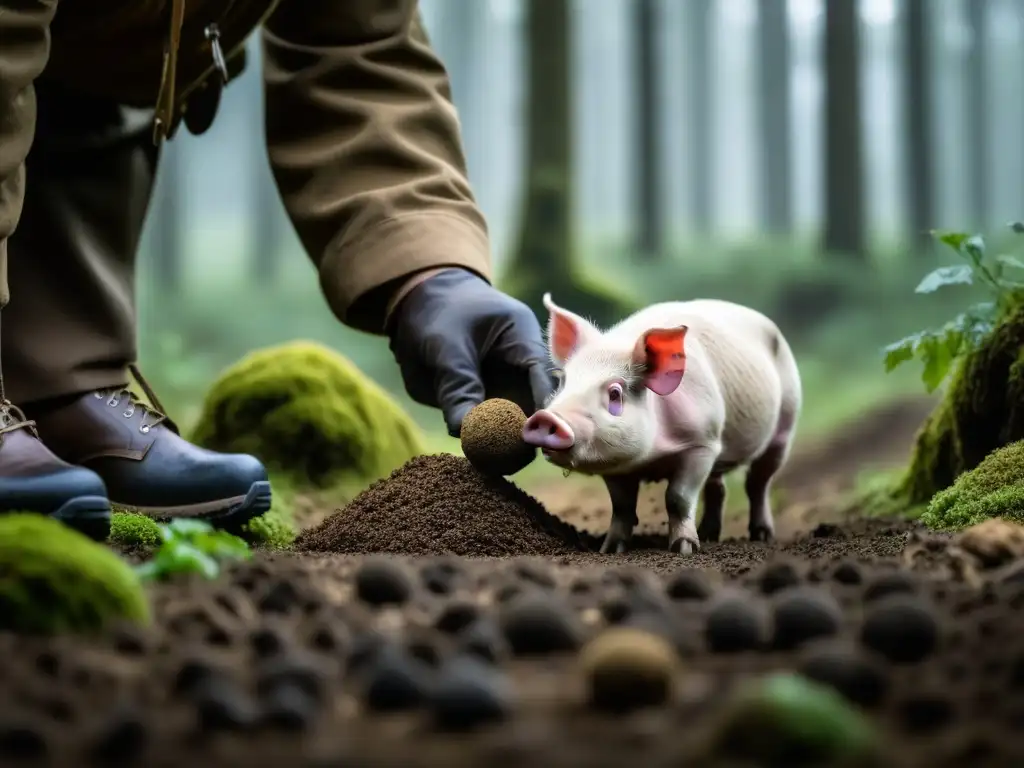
top-left (50, 496), bottom-right (113, 542)
top-left (113, 481), bottom-right (274, 535)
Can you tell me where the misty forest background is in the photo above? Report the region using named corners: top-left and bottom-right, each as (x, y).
top-left (136, 0), bottom-right (1024, 464)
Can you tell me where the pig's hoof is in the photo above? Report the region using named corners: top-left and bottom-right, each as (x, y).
top-left (749, 525), bottom-right (774, 543)
top-left (599, 537), bottom-right (629, 555)
top-left (669, 537), bottom-right (699, 556)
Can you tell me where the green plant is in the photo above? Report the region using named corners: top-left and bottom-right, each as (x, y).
top-left (0, 513), bottom-right (150, 634)
top-left (883, 224), bottom-right (1024, 392)
top-left (135, 519), bottom-right (252, 582)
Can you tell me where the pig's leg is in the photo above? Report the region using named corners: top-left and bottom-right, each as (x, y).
top-left (600, 475), bottom-right (640, 554)
top-left (745, 437), bottom-right (791, 542)
top-left (697, 473), bottom-right (726, 543)
top-left (665, 446), bottom-right (719, 555)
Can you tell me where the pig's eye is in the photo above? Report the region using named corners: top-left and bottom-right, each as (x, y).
top-left (607, 382), bottom-right (624, 416)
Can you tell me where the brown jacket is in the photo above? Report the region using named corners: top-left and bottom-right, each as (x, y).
top-left (0, 0), bottom-right (492, 333)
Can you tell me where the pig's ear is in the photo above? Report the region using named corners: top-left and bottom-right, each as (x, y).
top-left (632, 325), bottom-right (689, 396)
top-left (543, 293), bottom-right (601, 365)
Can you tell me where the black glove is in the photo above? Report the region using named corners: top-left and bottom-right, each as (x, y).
top-left (388, 269), bottom-right (554, 437)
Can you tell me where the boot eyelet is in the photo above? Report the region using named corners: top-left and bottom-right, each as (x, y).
top-left (107, 397), bottom-right (119, 407)
top-left (140, 425), bottom-right (150, 434)
top-left (93, 392), bottom-right (105, 399)
top-left (123, 408), bottom-right (135, 418)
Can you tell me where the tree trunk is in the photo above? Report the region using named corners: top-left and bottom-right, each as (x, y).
top-left (504, 0), bottom-right (628, 327)
top-left (633, 0), bottom-right (663, 258)
top-left (757, 0), bottom-right (792, 236)
top-left (965, 0), bottom-right (989, 230)
top-left (686, 0), bottom-right (713, 235)
top-left (153, 140), bottom-right (183, 292)
top-left (251, 128), bottom-right (281, 282)
top-left (902, 0), bottom-right (934, 254)
top-left (823, 0), bottom-right (866, 259)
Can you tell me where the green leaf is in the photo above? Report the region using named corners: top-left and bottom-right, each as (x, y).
top-left (962, 235), bottom-right (986, 264)
top-left (915, 265), bottom-right (974, 294)
top-left (918, 337), bottom-right (955, 393)
top-left (932, 230), bottom-right (971, 252)
top-left (166, 519), bottom-right (215, 539)
top-left (882, 336), bottom-right (918, 372)
top-left (163, 543), bottom-right (220, 579)
top-left (1010, 222), bottom-right (1024, 234)
top-left (997, 254), bottom-right (1024, 270)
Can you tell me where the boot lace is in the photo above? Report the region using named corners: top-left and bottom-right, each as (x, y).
top-left (93, 363), bottom-right (178, 435)
top-left (0, 400), bottom-right (38, 440)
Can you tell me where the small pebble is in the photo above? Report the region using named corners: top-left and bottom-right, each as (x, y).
top-left (897, 693), bottom-right (955, 734)
top-left (758, 560), bottom-right (802, 595)
top-left (798, 644), bottom-right (889, 709)
top-left (429, 656), bottom-right (513, 730)
top-left (665, 568), bottom-right (714, 601)
top-left (499, 594), bottom-right (583, 656)
top-left (194, 680), bottom-right (258, 733)
top-left (863, 571), bottom-right (917, 602)
top-left (831, 561), bottom-right (863, 585)
top-left (260, 683), bottom-right (317, 731)
top-left (860, 595), bottom-right (939, 664)
top-left (705, 595), bottom-right (765, 653)
top-left (256, 656), bottom-right (325, 705)
top-left (249, 627), bottom-right (286, 659)
top-left (771, 588), bottom-right (843, 651)
top-left (354, 559), bottom-right (413, 607)
top-left (578, 627), bottom-right (679, 713)
top-left (0, 724), bottom-right (48, 760)
top-left (173, 659), bottom-right (221, 698)
top-left (459, 619), bottom-right (510, 664)
top-left (435, 601), bottom-right (480, 635)
top-left (362, 645), bottom-right (434, 712)
top-left (258, 579), bottom-right (301, 613)
top-left (88, 714), bottom-right (148, 763)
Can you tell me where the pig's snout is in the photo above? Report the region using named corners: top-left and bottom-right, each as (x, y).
top-left (523, 410), bottom-right (575, 452)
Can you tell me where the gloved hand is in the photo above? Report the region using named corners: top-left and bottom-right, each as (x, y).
top-left (388, 269), bottom-right (554, 437)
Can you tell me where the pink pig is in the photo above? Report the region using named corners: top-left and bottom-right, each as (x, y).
top-left (523, 294), bottom-right (802, 556)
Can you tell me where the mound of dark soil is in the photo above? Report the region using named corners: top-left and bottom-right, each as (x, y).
top-left (295, 454), bottom-right (595, 556)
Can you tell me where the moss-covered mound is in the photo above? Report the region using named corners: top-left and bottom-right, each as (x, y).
top-left (921, 441), bottom-right (1024, 530)
top-left (898, 304), bottom-right (1024, 505)
top-left (0, 513), bottom-right (151, 634)
top-left (190, 341), bottom-right (425, 490)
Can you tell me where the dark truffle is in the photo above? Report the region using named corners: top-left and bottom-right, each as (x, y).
top-left (460, 399), bottom-right (537, 476)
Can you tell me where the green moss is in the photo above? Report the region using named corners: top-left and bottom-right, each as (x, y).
top-left (921, 440), bottom-right (1024, 530)
top-left (898, 303), bottom-right (1024, 505)
top-left (241, 475), bottom-right (297, 549)
top-left (190, 341), bottom-right (425, 490)
top-left (0, 513), bottom-right (150, 634)
top-left (109, 511), bottom-right (162, 547)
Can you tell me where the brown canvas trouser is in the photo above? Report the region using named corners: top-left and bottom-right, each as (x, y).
top-left (4, 78), bottom-right (158, 405)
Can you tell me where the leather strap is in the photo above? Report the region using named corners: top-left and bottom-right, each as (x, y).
top-left (153, 0), bottom-right (186, 145)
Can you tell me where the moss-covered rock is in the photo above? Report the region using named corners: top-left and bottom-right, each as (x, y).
top-left (0, 513), bottom-right (151, 634)
top-left (921, 441), bottom-right (1024, 530)
top-left (190, 342), bottom-right (425, 490)
top-left (898, 304), bottom-right (1024, 505)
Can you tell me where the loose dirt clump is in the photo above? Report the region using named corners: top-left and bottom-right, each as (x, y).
top-left (295, 454), bottom-right (591, 557)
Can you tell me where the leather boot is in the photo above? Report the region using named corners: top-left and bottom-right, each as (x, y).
top-left (0, 402), bottom-right (111, 540)
top-left (24, 376), bottom-right (272, 532)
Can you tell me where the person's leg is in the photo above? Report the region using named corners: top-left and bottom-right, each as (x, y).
top-left (7, 78), bottom-right (270, 531)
